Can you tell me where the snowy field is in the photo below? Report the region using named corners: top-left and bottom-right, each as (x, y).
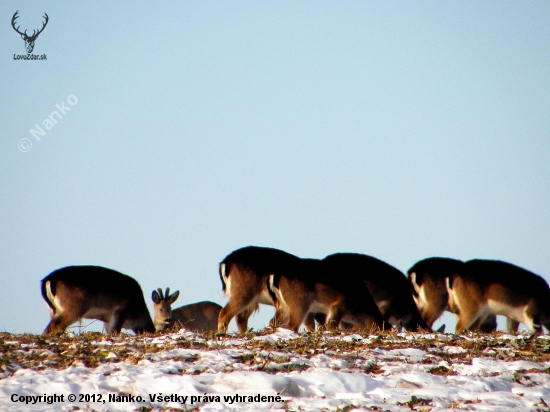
top-left (1, 328), bottom-right (550, 411)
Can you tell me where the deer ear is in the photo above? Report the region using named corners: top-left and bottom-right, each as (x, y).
top-left (152, 290), bottom-right (160, 303)
top-left (169, 291), bottom-right (180, 304)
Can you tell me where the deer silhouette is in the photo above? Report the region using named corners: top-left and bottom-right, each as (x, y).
top-left (12, 11), bottom-right (49, 53)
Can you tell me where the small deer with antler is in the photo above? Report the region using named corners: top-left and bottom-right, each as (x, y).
top-left (12, 11), bottom-right (49, 53)
top-left (152, 287), bottom-right (222, 332)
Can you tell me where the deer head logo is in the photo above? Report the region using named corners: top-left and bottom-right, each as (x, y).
top-left (12, 11), bottom-right (49, 54)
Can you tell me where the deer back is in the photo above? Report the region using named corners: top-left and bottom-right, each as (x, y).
top-left (462, 259), bottom-right (550, 300)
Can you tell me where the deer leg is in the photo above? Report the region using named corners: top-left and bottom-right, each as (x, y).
top-left (106, 310), bottom-right (125, 334)
top-left (326, 304), bottom-right (345, 331)
top-left (507, 318), bottom-right (520, 333)
top-left (394, 302), bottom-right (430, 332)
top-left (43, 304), bottom-right (86, 335)
top-left (477, 314), bottom-right (498, 333)
top-left (235, 306), bottom-right (256, 333)
top-left (350, 295), bottom-right (387, 332)
top-left (540, 307), bottom-right (550, 333)
top-left (450, 278), bottom-right (486, 334)
top-left (304, 313), bottom-right (316, 332)
top-left (367, 313), bottom-right (386, 332)
top-left (235, 311), bottom-right (250, 333)
top-left (314, 312), bottom-right (327, 325)
top-left (287, 302), bottom-right (311, 333)
top-left (217, 305), bottom-right (233, 334)
top-left (218, 288), bottom-right (262, 334)
top-left (219, 301), bottom-right (245, 334)
top-left (351, 310), bottom-right (385, 332)
top-left (302, 312), bottom-right (329, 331)
top-left (525, 303), bottom-right (544, 334)
top-left (455, 306), bottom-right (483, 334)
top-left (268, 276), bottom-right (313, 332)
top-left (529, 316), bottom-right (543, 335)
top-left (219, 300), bottom-right (261, 334)
top-left (44, 312), bottom-right (78, 334)
top-left (269, 305), bottom-right (290, 329)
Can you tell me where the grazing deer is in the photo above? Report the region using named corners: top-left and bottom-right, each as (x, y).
top-left (152, 287), bottom-right (221, 332)
top-left (319, 253), bottom-right (430, 331)
top-left (408, 257), bottom-right (520, 333)
top-left (268, 258), bottom-right (387, 333)
top-left (41, 266), bottom-right (155, 334)
top-left (408, 257), bottom-right (466, 329)
top-left (217, 246), bottom-right (301, 334)
top-left (449, 259), bottom-right (550, 334)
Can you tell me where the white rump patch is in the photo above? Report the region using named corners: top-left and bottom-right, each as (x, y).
top-left (267, 275), bottom-right (284, 306)
top-left (221, 263), bottom-right (231, 298)
top-left (44, 280), bottom-right (64, 315)
top-left (265, 275), bottom-right (288, 323)
top-left (224, 277), bottom-right (231, 298)
top-left (410, 274), bottom-right (428, 311)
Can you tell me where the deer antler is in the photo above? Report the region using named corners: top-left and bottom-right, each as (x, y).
top-left (165, 287), bottom-right (170, 299)
top-left (30, 13), bottom-right (49, 39)
top-left (156, 288), bottom-right (165, 300)
top-left (11, 11), bottom-right (26, 37)
top-left (11, 11), bottom-right (49, 40)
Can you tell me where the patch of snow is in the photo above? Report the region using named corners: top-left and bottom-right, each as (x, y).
top-left (2, 332), bottom-right (550, 411)
top-left (253, 328), bottom-right (299, 343)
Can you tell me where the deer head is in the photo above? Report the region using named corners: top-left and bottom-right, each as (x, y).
top-left (12, 11), bottom-right (49, 53)
top-left (152, 287), bottom-right (180, 330)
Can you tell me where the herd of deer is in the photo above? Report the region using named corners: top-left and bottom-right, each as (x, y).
top-left (41, 246), bottom-right (550, 336)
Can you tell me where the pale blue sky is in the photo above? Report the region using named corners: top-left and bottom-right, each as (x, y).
top-left (1, 2), bottom-right (549, 334)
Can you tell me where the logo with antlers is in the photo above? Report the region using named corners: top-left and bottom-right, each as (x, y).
top-left (11, 11), bottom-right (49, 54)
